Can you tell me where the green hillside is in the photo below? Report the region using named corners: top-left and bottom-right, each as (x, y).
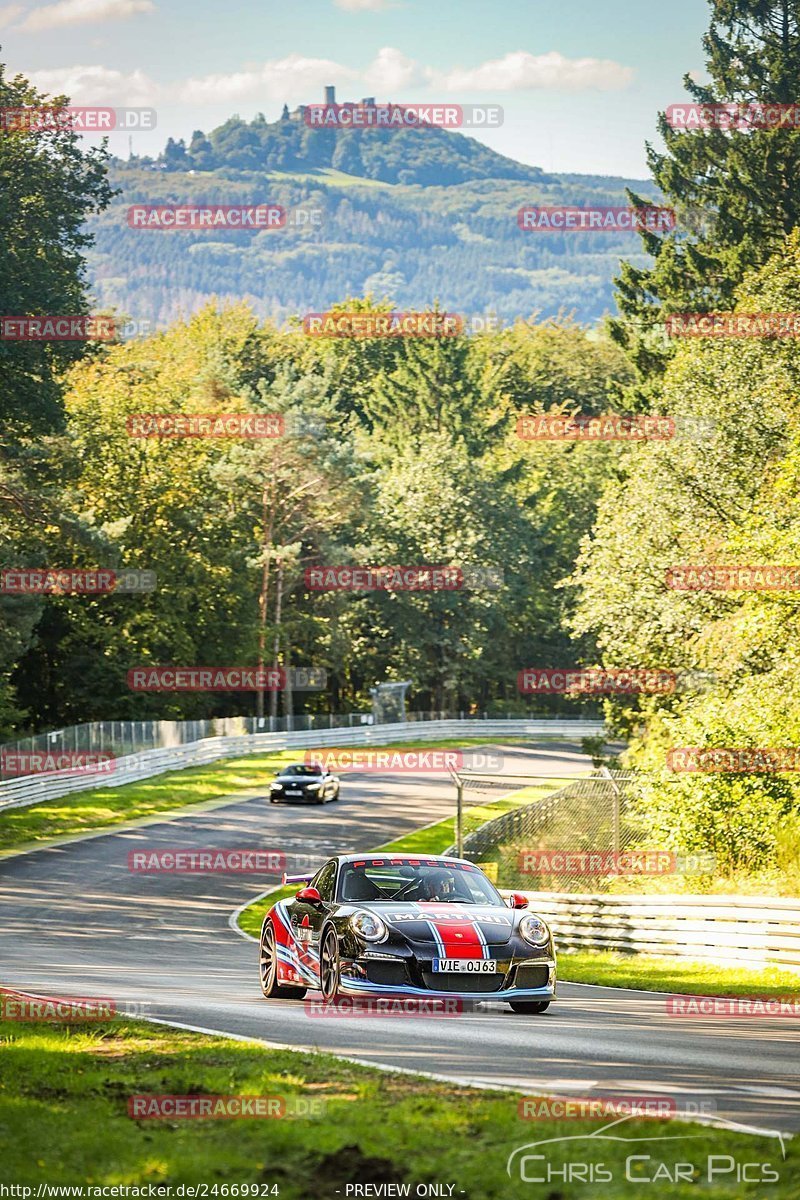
top-left (89, 107), bottom-right (661, 327)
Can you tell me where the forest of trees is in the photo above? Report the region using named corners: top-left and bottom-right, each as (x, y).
top-left (86, 164), bottom-right (659, 328)
top-left (146, 109), bottom-right (543, 186)
top-left (4, 0), bottom-right (800, 884)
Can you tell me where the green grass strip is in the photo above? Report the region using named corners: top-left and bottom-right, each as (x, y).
top-left (0, 1016), bottom-right (792, 1195)
top-left (558, 949), bottom-right (800, 999)
top-left (0, 736), bottom-right (530, 855)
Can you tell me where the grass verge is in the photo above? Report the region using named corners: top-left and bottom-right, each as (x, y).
top-left (0, 1015), bottom-right (793, 1197)
top-left (558, 949), bottom-right (800, 999)
top-left (235, 778), bottom-right (568, 938)
top-left (0, 736), bottom-right (527, 856)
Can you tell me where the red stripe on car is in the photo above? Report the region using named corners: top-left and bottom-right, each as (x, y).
top-left (420, 910), bottom-right (485, 958)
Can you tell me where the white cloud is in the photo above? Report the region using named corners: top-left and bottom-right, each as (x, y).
top-left (18, 0), bottom-right (154, 32)
top-left (25, 63), bottom-right (158, 105)
top-left (335, 0), bottom-right (393, 10)
top-left (180, 54), bottom-right (358, 106)
top-left (363, 47), bottom-right (428, 92)
top-left (436, 50), bottom-right (634, 93)
top-left (20, 45), bottom-right (632, 122)
top-left (0, 4), bottom-right (24, 27)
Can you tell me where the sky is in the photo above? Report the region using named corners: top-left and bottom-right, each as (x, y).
top-left (3, 0), bottom-right (712, 178)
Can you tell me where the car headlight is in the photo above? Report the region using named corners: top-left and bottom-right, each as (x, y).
top-left (305, 783), bottom-right (321, 791)
top-left (349, 911), bottom-right (388, 943)
top-left (271, 783), bottom-right (283, 791)
top-left (518, 915), bottom-right (550, 947)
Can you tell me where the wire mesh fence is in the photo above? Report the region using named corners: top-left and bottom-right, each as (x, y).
top-left (450, 769), bottom-right (662, 893)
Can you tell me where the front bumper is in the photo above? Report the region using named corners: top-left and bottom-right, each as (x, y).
top-left (338, 954), bottom-right (557, 1001)
top-left (271, 789), bottom-right (323, 803)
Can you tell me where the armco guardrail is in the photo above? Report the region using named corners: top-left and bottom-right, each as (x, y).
top-left (0, 718), bottom-right (604, 814)
top-left (0, 712), bottom-right (432, 777)
top-left (520, 892), bottom-right (800, 970)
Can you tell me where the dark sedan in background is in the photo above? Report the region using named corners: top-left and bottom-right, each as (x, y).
top-left (269, 763), bottom-right (340, 804)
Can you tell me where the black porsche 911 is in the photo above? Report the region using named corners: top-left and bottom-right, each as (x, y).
top-left (258, 853), bottom-right (556, 1013)
top-left (269, 763), bottom-right (340, 804)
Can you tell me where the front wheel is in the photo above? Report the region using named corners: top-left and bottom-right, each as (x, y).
top-left (320, 927), bottom-right (341, 1000)
top-left (259, 922), bottom-right (306, 1000)
top-left (509, 1000), bottom-right (550, 1014)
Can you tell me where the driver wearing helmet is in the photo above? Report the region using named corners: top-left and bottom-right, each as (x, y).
top-left (421, 868), bottom-right (457, 901)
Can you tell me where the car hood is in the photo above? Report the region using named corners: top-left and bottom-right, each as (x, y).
top-left (276, 775), bottom-right (322, 783)
top-left (363, 902), bottom-right (516, 946)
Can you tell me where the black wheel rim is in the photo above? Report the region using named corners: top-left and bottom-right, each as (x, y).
top-left (260, 927), bottom-right (276, 992)
top-left (321, 932), bottom-right (338, 998)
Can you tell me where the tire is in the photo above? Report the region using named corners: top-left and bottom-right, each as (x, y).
top-left (320, 926), bottom-right (341, 1000)
top-left (259, 922), bottom-right (307, 1000)
top-left (332, 786), bottom-right (340, 801)
top-left (509, 1000), bottom-right (550, 1014)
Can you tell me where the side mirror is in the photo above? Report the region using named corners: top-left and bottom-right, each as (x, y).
top-left (296, 886), bottom-right (323, 905)
top-left (510, 892), bottom-right (529, 910)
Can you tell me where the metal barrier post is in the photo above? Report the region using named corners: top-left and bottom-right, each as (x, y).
top-left (456, 782), bottom-right (464, 857)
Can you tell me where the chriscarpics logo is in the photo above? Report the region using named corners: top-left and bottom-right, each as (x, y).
top-left (507, 1115), bottom-right (786, 1186)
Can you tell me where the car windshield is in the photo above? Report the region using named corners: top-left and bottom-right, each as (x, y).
top-left (280, 765), bottom-right (322, 777)
top-left (337, 860), bottom-right (505, 905)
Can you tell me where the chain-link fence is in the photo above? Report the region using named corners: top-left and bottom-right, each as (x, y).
top-left (450, 769), bottom-right (662, 893)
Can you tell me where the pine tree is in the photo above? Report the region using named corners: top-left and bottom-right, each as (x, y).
top-left (613, 0), bottom-right (800, 390)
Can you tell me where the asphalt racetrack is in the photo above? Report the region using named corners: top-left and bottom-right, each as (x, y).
top-left (1, 742), bottom-right (798, 1136)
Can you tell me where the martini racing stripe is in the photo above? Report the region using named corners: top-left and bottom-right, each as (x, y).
top-left (420, 908), bottom-right (490, 960)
